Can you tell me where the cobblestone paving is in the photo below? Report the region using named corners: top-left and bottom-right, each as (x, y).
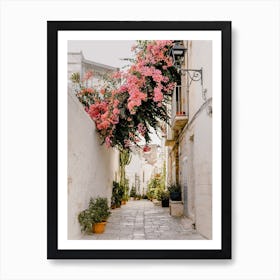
top-left (81, 199), bottom-right (205, 240)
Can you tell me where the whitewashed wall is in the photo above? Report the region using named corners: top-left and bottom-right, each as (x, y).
top-left (126, 152), bottom-right (152, 195)
top-left (190, 41), bottom-right (212, 239)
top-left (179, 40), bottom-right (212, 239)
top-left (67, 91), bottom-right (119, 239)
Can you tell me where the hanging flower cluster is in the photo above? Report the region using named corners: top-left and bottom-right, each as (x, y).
top-left (71, 40), bottom-right (180, 150)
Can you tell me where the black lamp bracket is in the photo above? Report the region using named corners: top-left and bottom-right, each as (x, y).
top-left (180, 68), bottom-right (203, 87)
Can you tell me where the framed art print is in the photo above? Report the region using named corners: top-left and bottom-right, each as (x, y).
top-left (47, 21), bottom-right (231, 259)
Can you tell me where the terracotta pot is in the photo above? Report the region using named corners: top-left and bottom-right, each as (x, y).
top-left (176, 112), bottom-right (185, 116)
top-left (93, 222), bottom-right (106, 234)
top-left (121, 200), bottom-right (126, 205)
top-left (111, 205), bottom-right (116, 209)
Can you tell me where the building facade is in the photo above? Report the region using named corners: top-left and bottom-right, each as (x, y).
top-left (68, 51), bottom-right (118, 87)
top-left (165, 41), bottom-right (212, 239)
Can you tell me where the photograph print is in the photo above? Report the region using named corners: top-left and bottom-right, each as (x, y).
top-left (47, 21), bottom-right (231, 259)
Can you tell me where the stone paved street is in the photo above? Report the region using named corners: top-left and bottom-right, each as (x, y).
top-left (81, 199), bottom-right (205, 240)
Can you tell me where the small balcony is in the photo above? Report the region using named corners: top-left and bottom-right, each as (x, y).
top-left (171, 86), bottom-right (188, 131)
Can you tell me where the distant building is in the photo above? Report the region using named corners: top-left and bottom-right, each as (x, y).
top-left (126, 143), bottom-right (165, 195)
top-left (165, 41), bottom-right (212, 239)
top-left (68, 51), bottom-right (118, 87)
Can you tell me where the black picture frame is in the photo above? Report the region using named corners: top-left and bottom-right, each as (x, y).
top-left (47, 21), bottom-right (231, 259)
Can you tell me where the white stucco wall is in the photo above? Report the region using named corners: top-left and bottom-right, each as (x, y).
top-left (67, 90), bottom-right (119, 239)
top-left (178, 40), bottom-right (212, 239)
top-left (189, 40), bottom-right (212, 239)
top-left (193, 108), bottom-right (212, 239)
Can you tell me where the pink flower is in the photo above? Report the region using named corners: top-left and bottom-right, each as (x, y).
top-left (137, 123), bottom-right (146, 136)
top-left (140, 66), bottom-right (154, 77)
top-left (88, 102), bottom-right (108, 120)
top-left (165, 82), bottom-right (176, 91)
top-left (105, 136), bottom-right (112, 148)
top-left (127, 104), bottom-right (136, 114)
top-left (83, 71), bottom-right (93, 81)
top-left (110, 115), bottom-right (119, 125)
top-left (152, 69), bottom-right (163, 83)
top-left (162, 76), bottom-right (169, 83)
top-left (101, 111), bottom-right (109, 121)
top-left (143, 145), bottom-right (151, 152)
top-left (113, 108), bottom-right (120, 115)
top-left (153, 87), bottom-right (164, 102)
top-left (81, 88), bottom-right (94, 95)
top-left (112, 71), bottom-right (122, 79)
top-left (113, 100), bottom-right (119, 107)
top-left (124, 139), bottom-right (131, 147)
top-left (97, 120), bottom-right (110, 130)
top-left (167, 59), bottom-right (173, 67)
top-left (118, 85), bottom-right (128, 93)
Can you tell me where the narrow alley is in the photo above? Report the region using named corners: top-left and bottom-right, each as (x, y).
top-left (68, 40), bottom-right (213, 241)
top-left (81, 200), bottom-right (205, 240)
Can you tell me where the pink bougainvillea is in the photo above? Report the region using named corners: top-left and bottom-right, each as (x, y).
top-left (71, 40), bottom-right (180, 150)
top-left (137, 123), bottom-right (147, 137)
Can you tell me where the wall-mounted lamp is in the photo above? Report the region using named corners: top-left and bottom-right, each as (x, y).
top-left (170, 41), bottom-right (186, 67)
top-left (170, 41), bottom-right (203, 87)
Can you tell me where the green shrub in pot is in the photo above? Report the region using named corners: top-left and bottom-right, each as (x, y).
top-left (167, 183), bottom-right (182, 201)
top-left (78, 197), bottom-right (111, 233)
top-left (89, 197), bottom-right (111, 222)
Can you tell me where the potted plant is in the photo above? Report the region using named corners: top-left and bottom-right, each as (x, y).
top-left (168, 183), bottom-right (182, 201)
top-left (89, 197), bottom-right (110, 221)
top-left (78, 197), bottom-right (111, 234)
top-left (112, 181), bottom-right (122, 208)
top-left (110, 196), bottom-right (116, 209)
top-left (78, 209), bottom-right (92, 233)
top-left (146, 190), bottom-right (154, 201)
top-left (119, 184), bottom-right (127, 205)
top-left (130, 186), bottom-right (136, 200)
top-left (89, 197), bottom-right (111, 233)
top-left (90, 211), bottom-right (107, 234)
top-left (160, 190), bottom-right (170, 207)
top-left (122, 193), bottom-right (129, 205)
